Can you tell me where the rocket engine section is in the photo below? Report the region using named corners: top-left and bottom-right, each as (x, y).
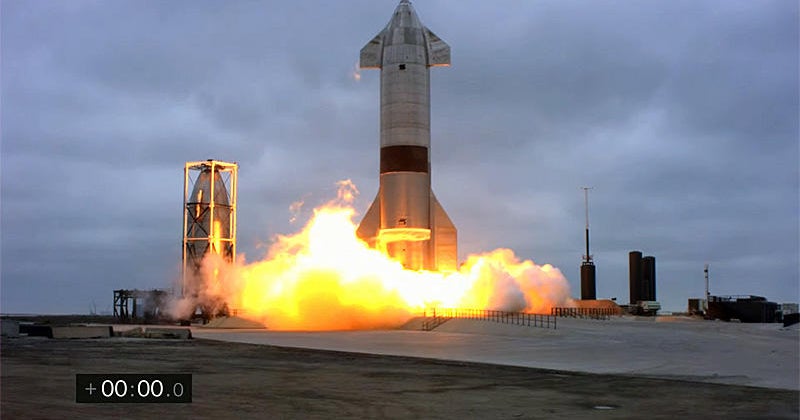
top-left (356, 0), bottom-right (457, 272)
top-left (182, 160), bottom-right (238, 317)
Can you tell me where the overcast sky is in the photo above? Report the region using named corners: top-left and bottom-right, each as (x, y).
top-left (2, 0), bottom-right (797, 314)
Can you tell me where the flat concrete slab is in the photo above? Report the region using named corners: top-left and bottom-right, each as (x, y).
top-left (50, 326), bottom-right (112, 339)
top-left (202, 316), bottom-right (266, 329)
top-left (142, 327), bottom-right (192, 339)
top-left (117, 326), bottom-right (191, 339)
top-left (193, 316), bottom-right (800, 390)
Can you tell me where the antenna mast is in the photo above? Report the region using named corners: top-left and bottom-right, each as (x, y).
top-left (582, 187), bottom-right (593, 263)
top-left (579, 187), bottom-right (596, 300)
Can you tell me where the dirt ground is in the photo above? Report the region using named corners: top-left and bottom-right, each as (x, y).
top-left (1, 336), bottom-right (797, 419)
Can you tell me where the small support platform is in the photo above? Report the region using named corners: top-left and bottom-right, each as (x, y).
top-left (113, 289), bottom-right (171, 323)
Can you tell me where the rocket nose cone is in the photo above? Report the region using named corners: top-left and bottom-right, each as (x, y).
top-left (389, 0), bottom-right (422, 28)
top-left (189, 169), bottom-right (230, 205)
top-left (384, 0), bottom-right (425, 48)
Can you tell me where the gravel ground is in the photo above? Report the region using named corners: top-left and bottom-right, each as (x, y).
top-left (2, 336), bottom-right (798, 419)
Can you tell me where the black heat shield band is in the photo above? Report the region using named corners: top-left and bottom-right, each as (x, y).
top-left (380, 145), bottom-right (429, 173)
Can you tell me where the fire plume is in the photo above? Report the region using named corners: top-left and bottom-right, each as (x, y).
top-left (199, 181), bottom-right (573, 330)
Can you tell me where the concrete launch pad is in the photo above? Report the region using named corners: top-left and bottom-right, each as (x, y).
top-left (191, 316), bottom-right (799, 391)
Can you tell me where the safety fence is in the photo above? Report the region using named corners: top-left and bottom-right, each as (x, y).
top-left (421, 308), bottom-right (556, 330)
top-left (549, 307), bottom-right (620, 320)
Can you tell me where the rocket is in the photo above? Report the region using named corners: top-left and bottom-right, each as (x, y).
top-left (356, 0), bottom-right (457, 271)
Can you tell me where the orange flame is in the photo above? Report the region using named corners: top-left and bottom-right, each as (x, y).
top-left (198, 180), bottom-right (573, 330)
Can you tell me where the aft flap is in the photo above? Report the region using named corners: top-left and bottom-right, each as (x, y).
top-left (356, 192), bottom-right (381, 247)
top-left (431, 192), bottom-right (457, 271)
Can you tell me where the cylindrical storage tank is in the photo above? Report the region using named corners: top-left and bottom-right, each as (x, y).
top-left (580, 263), bottom-right (596, 300)
top-left (642, 256), bottom-right (656, 301)
top-left (182, 160), bottom-right (238, 301)
top-left (629, 251), bottom-right (643, 304)
top-left (186, 168), bottom-right (232, 255)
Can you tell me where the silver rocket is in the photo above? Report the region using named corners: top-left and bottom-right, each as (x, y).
top-left (356, 0), bottom-right (457, 271)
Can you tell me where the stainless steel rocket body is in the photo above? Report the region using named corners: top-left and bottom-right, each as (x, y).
top-left (357, 0), bottom-right (457, 271)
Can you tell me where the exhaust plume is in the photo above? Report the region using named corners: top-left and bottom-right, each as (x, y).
top-left (180, 180), bottom-right (573, 329)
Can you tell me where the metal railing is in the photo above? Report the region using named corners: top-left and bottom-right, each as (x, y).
top-left (421, 315), bottom-right (452, 331)
top-left (550, 307), bottom-right (619, 320)
top-left (421, 308), bottom-right (556, 330)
